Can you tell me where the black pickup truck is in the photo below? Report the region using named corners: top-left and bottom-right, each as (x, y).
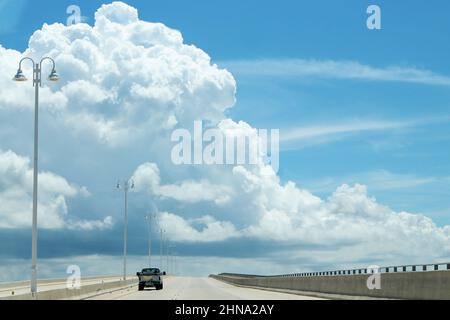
top-left (136, 268), bottom-right (166, 291)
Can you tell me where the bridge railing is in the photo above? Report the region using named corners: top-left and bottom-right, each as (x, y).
top-left (268, 262), bottom-right (450, 278)
top-left (218, 273), bottom-right (263, 278)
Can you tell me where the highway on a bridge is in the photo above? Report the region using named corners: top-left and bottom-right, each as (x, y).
top-left (89, 277), bottom-right (325, 300)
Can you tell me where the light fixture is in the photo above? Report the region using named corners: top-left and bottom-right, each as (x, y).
top-left (48, 69), bottom-right (60, 81)
top-left (13, 69), bottom-right (27, 82)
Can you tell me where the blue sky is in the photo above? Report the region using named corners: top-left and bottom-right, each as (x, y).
top-left (1, 1), bottom-right (450, 279)
top-left (4, 0), bottom-right (450, 63)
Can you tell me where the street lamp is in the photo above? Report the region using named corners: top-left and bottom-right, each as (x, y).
top-left (160, 229), bottom-right (165, 271)
top-left (145, 213), bottom-right (155, 267)
top-left (117, 179), bottom-right (134, 281)
top-left (169, 244), bottom-right (176, 275)
top-left (13, 57), bottom-right (59, 295)
top-left (166, 238), bottom-right (170, 274)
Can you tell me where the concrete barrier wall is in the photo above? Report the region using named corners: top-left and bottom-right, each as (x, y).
top-left (211, 271), bottom-right (450, 300)
top-left (1, 278), bottom-right (138, 300)
top-left (0, 275), bottom-right (123, 290)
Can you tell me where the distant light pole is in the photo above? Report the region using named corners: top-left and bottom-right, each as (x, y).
top-left (117, 179), bottom-right (134, 281)
top-left (172, 249), bottom-right (176, 276)
top-left (160, 229), bottom-right (165, 270)
top-left (13, 57), bottom-right (60, 295)
top-left (169, 244), bottom-right (176, 275)
top-left (166, 239), bottom-right (170, 274)
top-left (173, 246), bottom-right (178, 276)
top-left (145, 213), bottom-right (155, 267)
top-left (174, 249), bottom-right (178, 276)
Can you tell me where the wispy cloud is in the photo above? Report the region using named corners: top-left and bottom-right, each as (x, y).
top-left (221, 58), bottom-right (450, 86)
top-left (281, 119), bottom-right (409, 142)
top-left (306, 170), bottom-right (438, 194)
top-left (280, 117), bottom-right (450, 144)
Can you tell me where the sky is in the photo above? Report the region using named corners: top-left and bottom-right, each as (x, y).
top-left (1, 0), bottom-right (450, 280)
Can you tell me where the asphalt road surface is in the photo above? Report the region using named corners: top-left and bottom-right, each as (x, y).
top-left (89, 276), bottom-right (325, 300)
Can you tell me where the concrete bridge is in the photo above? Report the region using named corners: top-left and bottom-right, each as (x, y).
top-left (1, 262), bottom-right (449, 300)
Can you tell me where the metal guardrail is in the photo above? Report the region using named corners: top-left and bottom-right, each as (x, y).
top-left (218, 273), bottom-right (264, 278)
top-left (274, 262), bottom-right (450, 278)
top-left (220, 262), bottom-right (450, 279)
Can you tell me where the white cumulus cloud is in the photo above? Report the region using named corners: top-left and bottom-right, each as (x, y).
top-left (0, 1), bottom-right (236, 147)
top-left (0, 149), bottom-right (112, 230)
top-left (132, 162), bottom-right (233, 205)
top-left (235, 165), bottom-right (450, 261)
top-left (158, 212), bottom-right (239, 242)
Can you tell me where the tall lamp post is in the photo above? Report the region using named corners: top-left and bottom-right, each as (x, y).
top-left (169, 244), bottom-right (176, 275)
top-left (13, 57), bottom-right (60, 295)
top-left (145, 213), bottom-right (155, 267)
top-left (160, 229), bottom-right (165, 270)
top-left (117, 179), bottom-right (134, 281)
top-left (166, 239), bottom-right (170, 274)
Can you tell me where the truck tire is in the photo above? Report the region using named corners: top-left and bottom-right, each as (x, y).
top-left (138, 284), bottom-right (144, 291)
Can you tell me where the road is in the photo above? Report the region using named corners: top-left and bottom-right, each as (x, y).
top-left (89, 276), bottom-right (325, 300)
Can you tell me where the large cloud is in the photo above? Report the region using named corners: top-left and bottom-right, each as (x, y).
top-left (133, 117), bottom-right (450, 262)
top-left (146, 117), bottom-right (450, 263)
top-left (237, 166), bottom-right (450, 254)
top-left (0, 1), bottom-right (236, 147)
